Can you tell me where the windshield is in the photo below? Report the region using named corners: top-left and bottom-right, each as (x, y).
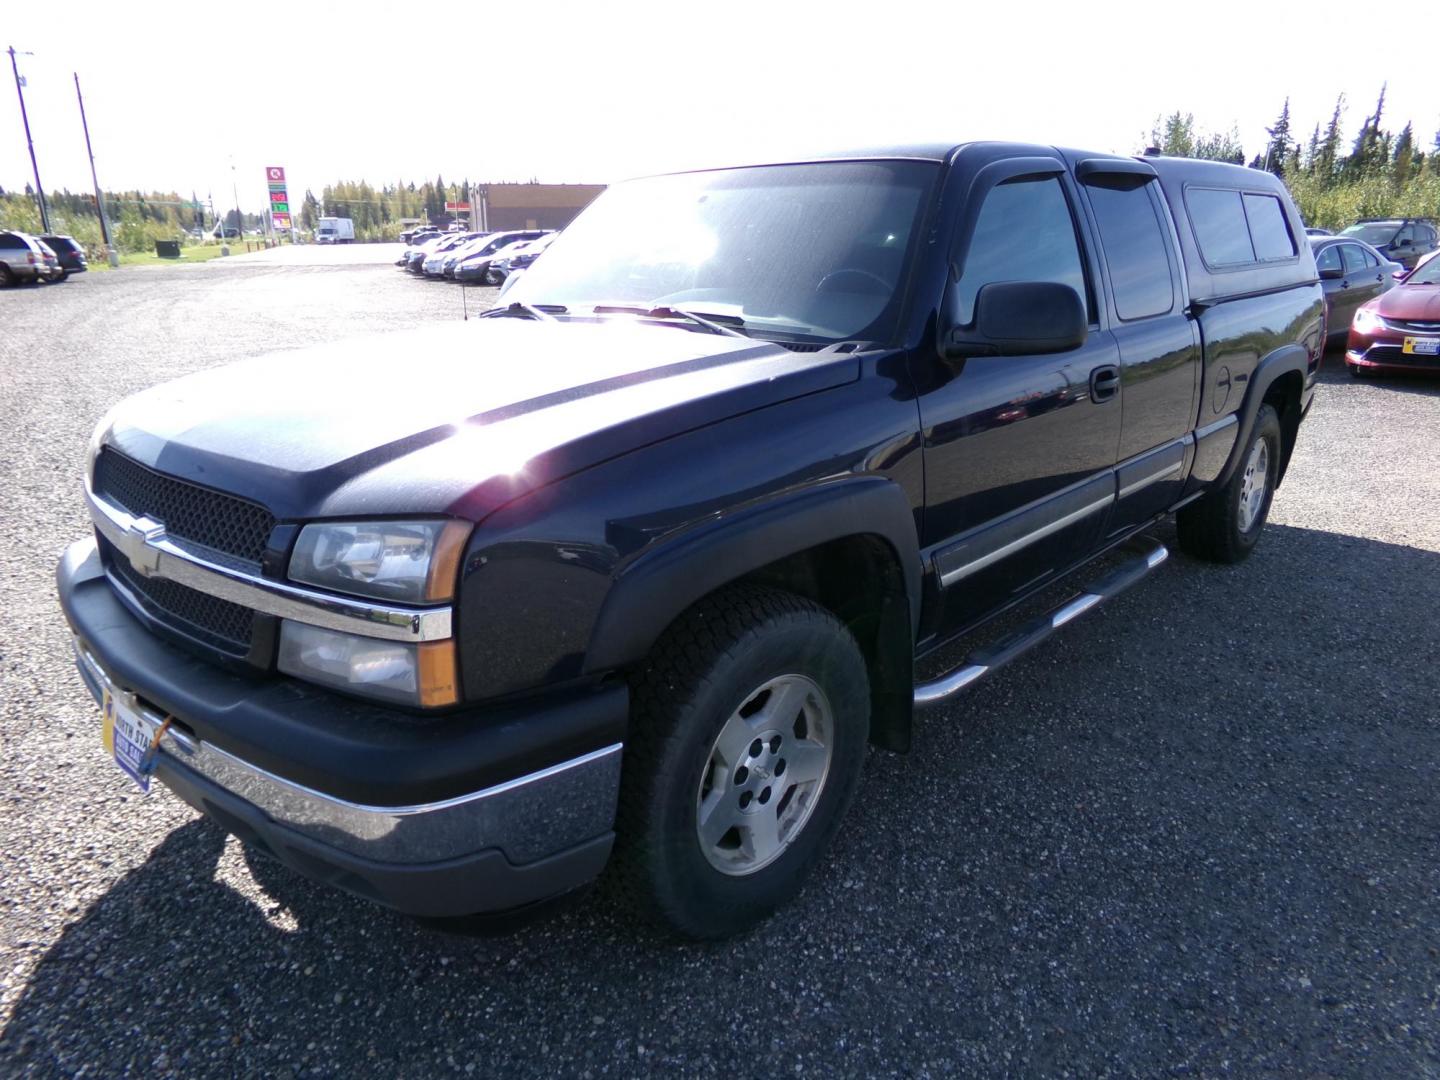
top-left (1341, 223), bottom-right (1400, 246)
top-left (506, 160), bottom-right (938, 343)
top-left (1407, 255), bottom-right (1440, 286)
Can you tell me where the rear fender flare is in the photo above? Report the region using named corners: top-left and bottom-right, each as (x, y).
top-left (1214, 344), bottom-right (1309, 490)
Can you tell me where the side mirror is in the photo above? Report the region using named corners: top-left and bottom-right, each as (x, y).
top-left (944, 281), bottom-right (1087, 360)
top-left (1393, 269), bottom-right (1409, 282)
top-left (1318, 266), bottom-right (1344, 281)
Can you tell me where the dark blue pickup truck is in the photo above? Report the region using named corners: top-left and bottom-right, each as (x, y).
top-left (59, 142), bottom-right (1323, 938)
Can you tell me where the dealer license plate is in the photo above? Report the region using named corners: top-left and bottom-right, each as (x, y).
top-left (101, 689), bottom-right (157, 792)
top-left (1402, 337), bottom-right (1440, 355)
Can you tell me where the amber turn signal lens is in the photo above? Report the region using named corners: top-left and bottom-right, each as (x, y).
top-left (424, 521), bottom-right (472, 603)
top-left (417, 640), bottom-right (459, 708)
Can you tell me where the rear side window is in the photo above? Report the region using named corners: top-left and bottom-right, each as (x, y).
top-left (1362, 248), bottom-right (1380, 268)
top-left (1341, 244), bottom-right (1368, 274)
top-left (956, 175), bottom-right (1089, 325)
top-left (1186, 188), bottom-right (1254, 266)
top-left (1084, 178), bottom-right (1175, 320)
top-left (1243, 195), bottom-right (1296, 260)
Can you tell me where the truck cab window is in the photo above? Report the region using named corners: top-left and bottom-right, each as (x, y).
top-left (954, 175), bottom-right (1089, 326)
top-left (1084, 178), bottom-right (1174, 320)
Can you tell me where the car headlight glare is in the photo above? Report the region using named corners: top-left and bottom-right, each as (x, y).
top-left (1352, 306), bottom-right (1383, 335)
top-left (288, 519), bottom-right (470, 604)
top-left (277, 622), bottom-right (458, 707)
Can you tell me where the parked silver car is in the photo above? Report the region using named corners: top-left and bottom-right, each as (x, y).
top-left (0, 231), bottom-right (62, 285)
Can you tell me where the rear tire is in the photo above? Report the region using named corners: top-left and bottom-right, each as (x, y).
top-left (1176, 403), bottom-right (1281, 564)
top-left (0, 265), bottom-right (14, 286)
top-left (611, 585), bottom-right (870, 939)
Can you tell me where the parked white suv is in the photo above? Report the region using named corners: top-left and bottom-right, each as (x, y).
top-left (0, 231), bottom-right (61, 285)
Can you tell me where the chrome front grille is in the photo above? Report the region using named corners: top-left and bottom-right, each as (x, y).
top-left (101, 535), bottom-right (255, 655)
top-left (92, 449), bottom-right (276, 565)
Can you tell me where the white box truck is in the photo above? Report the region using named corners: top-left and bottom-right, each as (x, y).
top-left (315, 217), bottom-right (355, 245)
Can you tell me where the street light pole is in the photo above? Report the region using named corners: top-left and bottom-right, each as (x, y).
top-left (74, 72), bottom-right (119, 267)
top-left (8, 45), bottom-right (50, 233)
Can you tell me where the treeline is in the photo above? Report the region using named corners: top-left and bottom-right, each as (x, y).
top-left (0, 184), bottom-right (264, 253)
top-left (5, 93), bottom-right (1437, 253)
top-left (300, 176), bottom-right (477, 240)
top-left (1146, 88), bottom-right (1440, 230)
top-left (0, 175), bottom-right (482, 250)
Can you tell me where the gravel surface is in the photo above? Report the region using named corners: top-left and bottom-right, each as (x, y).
top-left (2, 252), bottom-right (1438, 1077)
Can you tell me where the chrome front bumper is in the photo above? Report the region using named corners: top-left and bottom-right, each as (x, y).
top-left (73, 640), bottom-right (622, 867)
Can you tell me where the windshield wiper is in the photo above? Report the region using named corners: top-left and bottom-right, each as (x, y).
top-left (479, 301), bottom-right (566, 322)
top-left (590, 304), bottom-right (750, 338)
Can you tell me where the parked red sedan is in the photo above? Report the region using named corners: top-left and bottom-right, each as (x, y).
top-left (1346, 250), bottom-right (1440, 376)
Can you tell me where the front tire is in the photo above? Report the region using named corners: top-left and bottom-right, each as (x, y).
top-left (612, 585), bottom-right (870, 939)
top-left (1177, 403), bottom-right (1281, 564)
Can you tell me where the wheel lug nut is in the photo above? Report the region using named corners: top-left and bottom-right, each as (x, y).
top-left (775, 758), bottom-right (786, 776)
top-left (758, 787), bottom-right (772, 805)
top-left (739, 791), bottom-right (753, 809)
top-left (733, 766), bottom-right (749, 786)
top-left (749, 739), bottom-right (763, 758)
top-left (768, 735), bottom-right (782, 754)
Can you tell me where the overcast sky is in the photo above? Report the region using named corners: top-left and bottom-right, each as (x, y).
top-left (4, 1), bottom-right (1438, 215)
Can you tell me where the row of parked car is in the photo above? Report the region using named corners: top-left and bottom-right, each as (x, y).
top-left (0, 230), bottom-right (89, 285)
top-left (1303, 217), bottom-right (1438, 268)
top-left (395, 227), bottom-right (557, 288)
top-left (1325, 237), bottom-right (1440, 378)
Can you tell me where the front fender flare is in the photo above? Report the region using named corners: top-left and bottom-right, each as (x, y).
top-left (583, 476), bottom-right (921, 675)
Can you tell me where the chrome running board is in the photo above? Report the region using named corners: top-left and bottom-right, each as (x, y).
top-left (913, 537), bottom-right (1169, 708)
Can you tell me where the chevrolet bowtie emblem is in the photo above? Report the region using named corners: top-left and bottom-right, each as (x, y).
top-left (118, 516), bottom-right (167, 577)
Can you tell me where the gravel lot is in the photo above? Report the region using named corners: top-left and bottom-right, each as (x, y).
top-left (2, 248), bottom-right (1438, 1077)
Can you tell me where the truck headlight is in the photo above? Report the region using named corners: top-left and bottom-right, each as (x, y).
top-left (288, 520), bottom-right (470, 603)
top-left (277, 623), bottom-right (458, 707)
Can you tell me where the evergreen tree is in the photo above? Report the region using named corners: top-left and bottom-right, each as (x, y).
top-left (1316, 95), bottom-right (1345, 185)
top-left (1347, 84), bottom-right (1387, 177)
top-left (1264, 98), bottom-right (1292, 175)
top-left (1393, 122), bottom-right (1415, 186)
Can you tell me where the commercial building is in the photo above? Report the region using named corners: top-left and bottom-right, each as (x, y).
top-left (474, 183), bottom-right (606, 231)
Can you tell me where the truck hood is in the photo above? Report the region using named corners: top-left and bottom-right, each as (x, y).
top-left (100, 317), bottom-right (858, 522)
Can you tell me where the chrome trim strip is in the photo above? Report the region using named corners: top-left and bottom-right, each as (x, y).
top-left (939, 493), bottom-right (1115, 587)
top-left (86, 488), bottom-right (452, 643)
top-left (1194, 413), bottom-right (1238, 441)
top-left (74, 640), bottom-right (622, 864)
top-left (1117, 461), bottom-right (1183, 499)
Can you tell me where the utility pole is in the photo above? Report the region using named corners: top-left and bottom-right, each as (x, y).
top-left (74, 72), bottom-right (119, 267)
top-left (8, 46), bottom-right (50, 233)
top-left (230, 162), bottom-right (242, 253)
